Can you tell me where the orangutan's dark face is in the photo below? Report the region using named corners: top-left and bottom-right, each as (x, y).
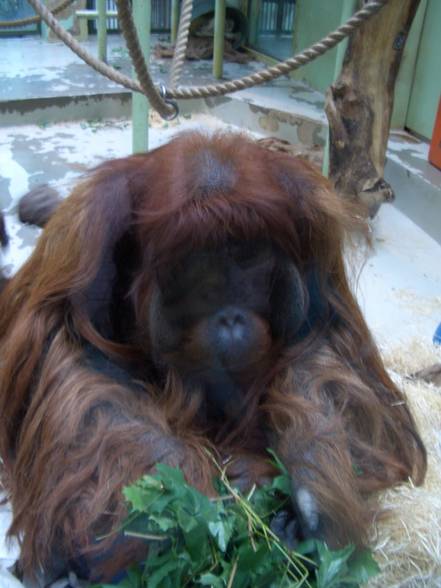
top-left (148, 239), bottom-right (307, 377)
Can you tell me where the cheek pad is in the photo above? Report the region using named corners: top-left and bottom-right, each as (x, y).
top-left (269, 262), bottom-right (332, 343)
top-left (148, 287), bottom-right (183, 356)
top-left (269, 262), bottom-right (307, 341)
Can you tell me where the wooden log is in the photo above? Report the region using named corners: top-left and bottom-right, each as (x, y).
top-left (325, 0), bottom-right (421, 216)
top-left (413, 364), bottom-right (441, 387)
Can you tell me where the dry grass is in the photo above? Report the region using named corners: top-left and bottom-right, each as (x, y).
top-left (368, 340), bottom-right (441, 587)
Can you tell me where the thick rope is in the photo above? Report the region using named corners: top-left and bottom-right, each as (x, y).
top-left (0, 0), bottom-right (76, 28)
top-left (169, 0), bottom-right (194, 89)
top-left (27, 0), bottom-right (141, 93)
top-left (115, 0), bottom-right (174, 119)
top-left (25, 0), bottom-right (389, 108)
top-left (170, 0), bottom-right (390, 99)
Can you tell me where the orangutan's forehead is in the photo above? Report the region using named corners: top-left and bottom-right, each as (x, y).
top-left (190, 148), bottom-right (237, 196)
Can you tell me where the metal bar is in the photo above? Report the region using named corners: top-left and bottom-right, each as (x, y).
top-left (132, 0), bottom-right (150, 153)
top-left (213, 0), bottom-right (225, 78)
top-left (97, 0), bottom-right (107, 62)
top-left (391, 0), bottom-right (427, 128)
top-left (41, 0), bottom-right (50, 39)
top-left (76, 10), bottom-right (117, 18)
top-left (276, 0), bottom-right (283, 33)
top-left (249, 0), bottom-right (260, 44)
top-left (171, 0), bottom-right (179, 43)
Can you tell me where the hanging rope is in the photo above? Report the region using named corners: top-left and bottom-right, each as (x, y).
top-left (169, 0), bottom-right (193, 88)
top-left (25, 0), bottom-right (390, 115)
top-left (26, 0), bottom-right (140, 92)
top-left (0, 0), bottom-right (76, 28)
top-left (166, 0), bottom-right (391, 100)
top-left (115, 0), bottom-right (176, 119)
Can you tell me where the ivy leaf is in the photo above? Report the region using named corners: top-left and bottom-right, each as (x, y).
top-left (123, 477), bottom-right (162, 512)
top-left (198, 573), bottom-right (224, 587)
top-left (271, 474), bottom-right (291, 496)
top-left (296, 538), bottom-right (319, 556)
top-left (96, 455), bottom-right (379, 588)
top-left (208, 518), bottom-right (234, 552)
top-left (341, 549), bottom-right (380, 584)
top-left (144, 558), bottom-right (182, 588)
top-left (235, 543), bottom-right (269, 570)
top-left (315, 543), bottom-right (355, 588)
top-left (147, 512), bottom-right (177, 533)
top-left (183, 527), bottom-right (210, 562)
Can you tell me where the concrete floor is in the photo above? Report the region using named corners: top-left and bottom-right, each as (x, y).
top-left (0, 34), bottom-right (441, 587)
top-left (251, 33), bottom-right (297, 61)
top-left (0, 35), bottom-right (319, 104)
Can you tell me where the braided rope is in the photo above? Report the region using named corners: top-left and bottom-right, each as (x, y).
top-left (27, 0), bottom-right (141, 93)
top-left (169, 0), bottom-right (194, 88)
top-left (0, 0), bottom-right (76, 28)
top-left (25, 0), bottom-right (389, 113)
top-left (170, 0), bottom-right (390, 99)
top-left (115, 0), bottom-right (174, 119)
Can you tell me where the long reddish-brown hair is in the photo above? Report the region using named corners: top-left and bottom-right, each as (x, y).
top-left (0, 131), bottom-right (426, 574)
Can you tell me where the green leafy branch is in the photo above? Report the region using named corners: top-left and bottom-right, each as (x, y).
top-left (94, 458), bottom-right (379, 588)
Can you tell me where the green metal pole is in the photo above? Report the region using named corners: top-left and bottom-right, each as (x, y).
top-left (333, 0), bottom-right (358, 80)
top-left (322, 0), bottom-right (357, 177)
top-left (391, 0), bottom-right (427, 129)
top-left (213, 0), bottom-right (226, 79)
top-left (248, 0), bottom-right (261, 46)
top-left (171, 0), bottom-right (180, 44)
top-left (97, 0), bottom-right (107, 63)
top-left (132, 0), bottom-right (151, 153)
top-left (41, 0), bottom-right (50, 39)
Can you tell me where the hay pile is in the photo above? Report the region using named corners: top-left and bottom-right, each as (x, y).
top-left (368, 340), bottom-right (441, 587)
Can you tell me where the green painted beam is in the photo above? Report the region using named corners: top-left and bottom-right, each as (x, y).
top-left (76, 10), bottom-right (118, 19)
top-left (132, 0), bottom-right (150, 154)
top-left (391, 0), bottom-right (427, 130)
top-left (213, 0), bottom-right (226, 78)
top-left (292, 0), bottom-right (343, 93)
top-left (42, 0), bottom-right (75, 40)
top-left (40, 0), bottom-right (49, 39)
top-left (248, 0), bottom-right (261, 46)
top-left (97, 0), bottom-right (107, 63)
top-left (333, 0), bottom-right (357, 80)
top-left (171, 0), bottom-right (179, 43)
top-left (406, 0), bottom-right (441, 138)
